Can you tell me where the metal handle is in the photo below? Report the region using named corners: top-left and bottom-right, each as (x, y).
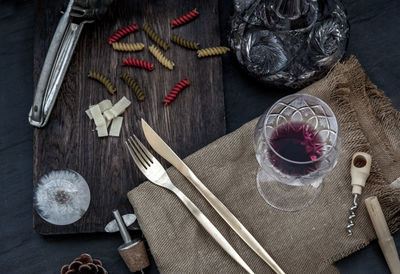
top-left (169, 185), bottom-right (254, 274)
top-left (30, 0), bottom-right (73, 127)
top-left (29, 0), bottom-right (92, 127)
top-left (113, 209), bottom-right (132, 244)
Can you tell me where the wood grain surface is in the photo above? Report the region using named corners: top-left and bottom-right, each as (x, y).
top-left (33, 0), bottom-right (226, 234)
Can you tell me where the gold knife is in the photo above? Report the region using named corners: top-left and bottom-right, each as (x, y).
top-left (141, 119), bottom-right (285, 274)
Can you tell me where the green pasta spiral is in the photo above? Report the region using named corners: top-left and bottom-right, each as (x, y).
top-left (142, 22), bottom-right (169, 51)
top-left (121, 72), bottom-right (145, 101)
top-left (88, 71), bottom-right (116, 95)
top-left (197, 46), bottom-right (230, 58)
top-left (171, 34), bottom-right (199, 50)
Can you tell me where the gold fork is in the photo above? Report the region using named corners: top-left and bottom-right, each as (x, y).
top-left (125, 135), bottom-right (254, 274)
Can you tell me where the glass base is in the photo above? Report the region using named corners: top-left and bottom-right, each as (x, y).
top-left (256, 167), bottom-right (323, 211)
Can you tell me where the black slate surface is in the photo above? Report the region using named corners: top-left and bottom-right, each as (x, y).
top-left (1, 0), bottom-right (399, 273)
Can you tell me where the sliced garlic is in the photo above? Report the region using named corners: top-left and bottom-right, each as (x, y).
top-left (109, 96), bottom-right (131, 118)
top-left (85, 109), bottom-right (93, 120)
top-left (106, 118), bottom-right (112, 128)
top-left (96, 124), bottom-right (108, 137)
top-left (87, 98), bottom-right (129, 138)
top-left (98, 99), bottom-right (112, 113)
top-left (103, 109), bottom-right (115, 121)
top-left (90, 105), bottom-right (106, 127)
top-left (109, 117), bottom-right (123, 137)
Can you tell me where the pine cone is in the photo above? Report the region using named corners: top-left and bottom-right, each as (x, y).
top-left (60, 253), bottom-right (107, 274)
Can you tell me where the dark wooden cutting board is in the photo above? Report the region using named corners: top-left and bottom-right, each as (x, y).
top-left (33, 0), bottom-right (226, 234)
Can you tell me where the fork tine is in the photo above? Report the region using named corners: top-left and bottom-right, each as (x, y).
top-left (125, 140), bottom-right (145, 170)
top-left (132, 134), bottom-right (155, 163)
top-left (126, 137), bottom-right (149, 169)
top-left (128, 136), bottom-right (151, 167)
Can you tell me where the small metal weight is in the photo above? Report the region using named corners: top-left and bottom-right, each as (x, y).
top-left (105, 213), bottom-right (137, 233)
top-left (112, 210), bottom-right (150, 273)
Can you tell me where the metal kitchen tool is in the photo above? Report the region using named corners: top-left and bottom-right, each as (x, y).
top-left (29, 0), bottom-right (114, 128)
top-left (125, 135), bottom-right (255, 274)
top-left (346, 152), bottom-right (372, 235)
top-left (141, 118), bottom-right (285, 274)
top-left (105, 213), bottom-right (137, 232)
top-left (112, 210), bottom-right (150, 273)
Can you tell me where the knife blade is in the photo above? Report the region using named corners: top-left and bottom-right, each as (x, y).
top-left (141, 118), bottom-right (285, 274)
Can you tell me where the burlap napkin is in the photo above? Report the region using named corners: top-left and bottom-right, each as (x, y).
top-left (127, 56), bottom-right (400, 273)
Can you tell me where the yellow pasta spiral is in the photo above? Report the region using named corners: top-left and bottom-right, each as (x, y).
top-left (149, 45), bottom-right (174, 70)
top-left (143, 23), bottom-right (169, 51)
top-left (121, 72), bottom-right (145, 101)
top-left (197, 46), bottom-right (230, 58)
top-left (171, 34), bottom-right (199, 50)
top-left (112, 42), bottom-right (145, 52)
top-left (88, 71), bottom-right (116, 95)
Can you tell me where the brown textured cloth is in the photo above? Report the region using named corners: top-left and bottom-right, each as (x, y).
top-left (127, 57), bottom-right (400, 273)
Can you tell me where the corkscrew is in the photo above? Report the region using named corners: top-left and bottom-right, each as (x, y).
top-left (346, 152), bottom-right (372, 236)
top-left (29, 0), bottom-right (114, 128)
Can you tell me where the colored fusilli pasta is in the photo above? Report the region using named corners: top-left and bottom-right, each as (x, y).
top-left (107, 24), bottom-right (139, 45)
top-left (162, 78), bottom-right (190, 105)
top-left (149, 45), bottom-right (174, 70)
top-left (112, 42), bottom-right (145, 52)
top-left (171, 34), bottom-right (199, 50)
top-left (170, 9), bottom-right (200, 28)
top-left (88, 71), bottom-right (116, 95)
top-left (142, 23), bottom-right (169, 51)
top-left (197, 46), bottom-right (230, 58)
top-left (122, 58), bottom-right (154, 71)
top-left (121, 72), bottom-right (145, 101)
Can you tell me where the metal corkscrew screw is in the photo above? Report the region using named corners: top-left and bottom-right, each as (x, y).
top-left (346, 152), bottom-right (372, 236)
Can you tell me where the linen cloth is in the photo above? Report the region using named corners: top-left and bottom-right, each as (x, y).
top-left (128, 57), bottom-right (400, 273)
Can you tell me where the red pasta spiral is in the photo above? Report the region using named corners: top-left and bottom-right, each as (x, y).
top-left (162, 78), bottom-right (191, 105)
top-left (123, 58), bottom-right (154, 71)
top-left (107, 24), bottom-right (139, 44)
top-left (170, 9), bottom-right (199, 28)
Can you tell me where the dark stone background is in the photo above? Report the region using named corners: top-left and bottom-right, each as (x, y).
top-left (1, 0), bottom-right (399, 273)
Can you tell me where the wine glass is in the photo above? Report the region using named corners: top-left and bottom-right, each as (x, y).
top-left (254, 94), bottom-right (340, 211)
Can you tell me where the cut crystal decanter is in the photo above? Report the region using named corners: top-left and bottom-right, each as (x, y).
top-left (229, 0), bottom-right (349, 88)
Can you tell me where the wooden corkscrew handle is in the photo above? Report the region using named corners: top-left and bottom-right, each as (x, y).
top-left (365, 196), bottom-right (400, 274)
top-left (351, 152), bottom-right (372, 194)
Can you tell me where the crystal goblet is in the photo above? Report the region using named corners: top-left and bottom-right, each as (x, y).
top-left (254, 94), bottom-right (340, 211)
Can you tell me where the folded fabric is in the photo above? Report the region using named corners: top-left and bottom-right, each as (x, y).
top-left (128, 56), bottom-right (400, 273)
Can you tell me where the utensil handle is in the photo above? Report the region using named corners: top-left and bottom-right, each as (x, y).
top-left (169, 185), bottom-right (254, 274)
top-left (185, 169), bottom-right (285, 274)
top-left (365, 196), bottom-right (400, 274)
top-left (29, 3), bottom-right (87, 127)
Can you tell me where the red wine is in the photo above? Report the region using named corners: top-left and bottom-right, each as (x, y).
top-left (268, 122), bottom-right (323, 176)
